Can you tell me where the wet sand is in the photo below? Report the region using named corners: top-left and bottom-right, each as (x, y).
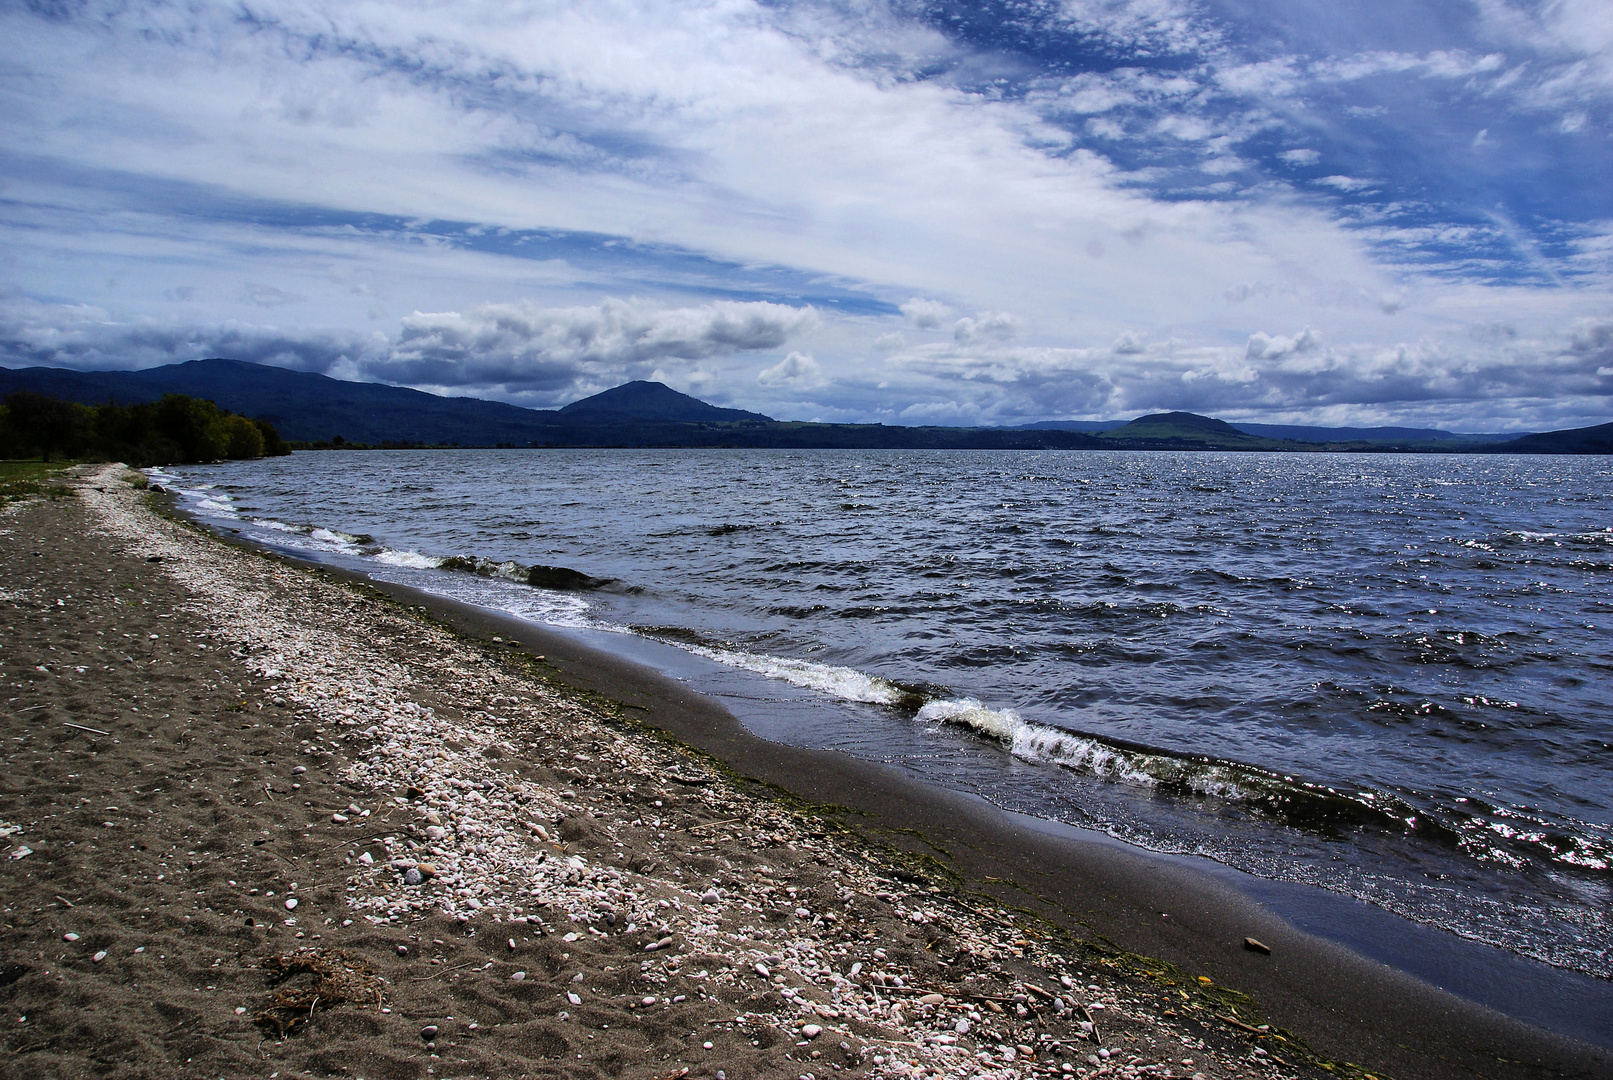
top-left (0, 465), bottom-right (1606, 1080)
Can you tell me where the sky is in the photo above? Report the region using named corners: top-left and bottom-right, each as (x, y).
top-left (1, 0), bottom-right (1610, 430)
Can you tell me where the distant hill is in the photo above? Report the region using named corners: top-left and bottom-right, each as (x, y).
top-left (1023, 417), bottom-right (1512, 445)
top-left (0, 360), bottom-right (1100, 450)
top-left (0, 358), bottom-right (580, 445)
top-left (559, 380), bottom-right (773, 424)
top-left (1095, 412), bottom-right (1283, 449)
top-left (1488, 421), bottom-right (1613, 455)
top-left (1232, 422), bottom-right (1461, 444)
top-left (1016, 419), bottom-right (1128, 433)
top-left (1, 359), bottom-right (1604, 453)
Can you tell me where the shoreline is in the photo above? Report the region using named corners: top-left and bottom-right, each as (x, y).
top-left (164, 478), bottom-right (1613, 1075)
top-left (0, 466), bottom-right (1603, 1080)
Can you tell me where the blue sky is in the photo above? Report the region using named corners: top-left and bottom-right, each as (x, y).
top-left (1, 0), bottom-right (1609, 429)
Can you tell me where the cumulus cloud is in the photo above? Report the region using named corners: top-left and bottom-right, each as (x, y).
top-left (379, 298), bottom-right (818, 388)
top-left (900, 299), bottom-right (952, 330)
top-left (1278, 149), bottom-right (1321, 165)
top-left (1245, 327), bottom-right (1322, 360)
top-left (1113, 332), bottom-right (1146, 355)
top-left (1315, 175), bottom-right (1374, 193)
top-left (757, 351), bottom-right (825, 388)
top-left (0, 295), bottom-right (819, 401)
top-left (953, 311), bottom-right (1022, 345)
top-left (0, 297), bottom-right (383, 374)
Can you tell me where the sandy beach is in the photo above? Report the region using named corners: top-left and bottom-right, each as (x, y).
top-left (0, 465), bottom-right (1607, 1080)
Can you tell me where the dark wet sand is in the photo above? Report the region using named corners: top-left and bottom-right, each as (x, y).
top-left (291, 554), bottom-right (1612, 1080)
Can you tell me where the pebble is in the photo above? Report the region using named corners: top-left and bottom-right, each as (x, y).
top-left (331, 813), bottom-right (349, 823)
top-left (92, 951), bottom-right (107, 963)
top-left (75, 476), bottom-right (1272, 1080)
top-left (1244, 937), bottom-right (1272, 955)
top-left (284, 898), bottom-right (298, 911)
top-left (62, 933), bottom-right (79, 942)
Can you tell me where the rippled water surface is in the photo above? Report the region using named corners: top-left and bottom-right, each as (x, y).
top-left (163, 449), bottom-right (1613, 978)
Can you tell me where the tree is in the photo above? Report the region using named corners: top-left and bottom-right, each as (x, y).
top-left (2, 391), bottom-right (90, 461)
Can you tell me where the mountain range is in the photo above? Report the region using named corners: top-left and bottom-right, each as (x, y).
top-left (2, 358), bottom-right (1609, 454)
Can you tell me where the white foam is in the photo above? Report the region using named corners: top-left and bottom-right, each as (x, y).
top-left (310, 527), bottom-right (371, 549)
top-left (252, 518), bottom-right (312, 534)
top-left (681, 644), bottom-right (908, 706)
top-left (373, 549), bottom-right (444, 570)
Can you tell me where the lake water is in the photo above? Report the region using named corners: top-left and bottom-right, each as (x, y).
top-left (157, 448), bottom-right (1613, 985)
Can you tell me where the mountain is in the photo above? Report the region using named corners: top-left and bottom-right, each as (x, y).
top-left (0, 358), bottom-right (577, 445)
top-left (1015, 419), bottom-right (1129, 433)
top-left (1095, 412), bottom-right (1284, 449)
top-left (1488, 421), bottom-right (1613, 454)
top-left (0, 359), bottom-right (1101, 450)
top-left (559, 380), bottom-right (773, 424)
top-left (1022, 418), bottom-right (1510, 445)
top-left (2, 359), bottom-right (1604, 453)
top-left (1231, 422), bottom-right (1461, 444)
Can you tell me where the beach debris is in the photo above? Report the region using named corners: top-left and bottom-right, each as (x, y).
top-left (255, 949), bottom-right (384, 1037)
top-left (62, 722), bottom-right (110, 736)
top-left (10, 846), bottom-right (33, 860)
top-left (1243, 937), bottom-right (1272, 954)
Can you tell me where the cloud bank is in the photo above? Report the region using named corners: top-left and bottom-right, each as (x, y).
top-left (0, 0), bottom-right (1608, 428)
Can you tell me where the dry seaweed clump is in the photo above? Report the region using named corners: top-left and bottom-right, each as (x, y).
top-left (254, 948), bottom-right (387, 1037)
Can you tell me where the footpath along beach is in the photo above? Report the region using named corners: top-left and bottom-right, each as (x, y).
top-left (0, 464), bottom-right (1607, 1080)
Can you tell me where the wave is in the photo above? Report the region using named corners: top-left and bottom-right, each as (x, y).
top-left (657, 635), bottom-right (1612, 877)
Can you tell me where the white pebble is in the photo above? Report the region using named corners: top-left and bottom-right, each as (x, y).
top-left (801, 1023), bottom-right (822, 1039)
top-left (285, 898), bottom-right (298, 911)
top-left (91, 950), bottom-right (107, 963)
top-left (510, 971), bottom-right (526, 982)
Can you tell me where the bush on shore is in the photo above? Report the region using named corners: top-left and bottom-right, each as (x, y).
top-left (0, 390), bottom-right (289, 465)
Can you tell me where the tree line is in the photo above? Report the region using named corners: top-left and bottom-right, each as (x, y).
top-left (0, 391), bottom-right (289, 465)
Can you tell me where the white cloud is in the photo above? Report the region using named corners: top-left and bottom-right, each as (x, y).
top-left (953, 311), bottom-right (1022, 345)
top-left (1245, 327), bottom-right (1322, 360)
top-left (1315, 175), bottom-right (1374, 193)
top-left (1278, 149), bottom-right (1321, 166)
top-left (381, 298), bottom-right (818, 388)
top-left (900, 299), bottom-right (952, 330)
top-left (757, 351), bottom-right (825, 388)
